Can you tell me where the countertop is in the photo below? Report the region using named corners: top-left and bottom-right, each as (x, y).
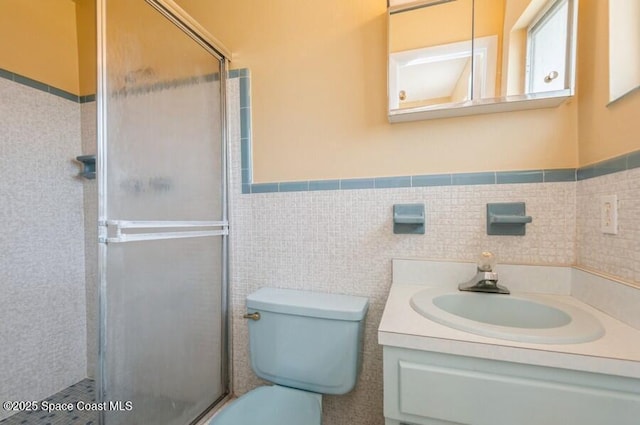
top-left (378, 283), bottom-right (640, 379)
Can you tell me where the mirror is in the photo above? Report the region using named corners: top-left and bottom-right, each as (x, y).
top-left (388, 0), bottom-right (577, 122)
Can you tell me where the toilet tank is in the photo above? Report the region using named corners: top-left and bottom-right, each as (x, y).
top-left (246, 288), bottom-right (369, 395)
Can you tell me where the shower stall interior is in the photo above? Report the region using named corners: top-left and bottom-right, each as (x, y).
top-left (0, 1), bottom-right (230, 424)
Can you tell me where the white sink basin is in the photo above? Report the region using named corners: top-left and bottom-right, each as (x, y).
top-left (410, 288), bottom-right (605, 344)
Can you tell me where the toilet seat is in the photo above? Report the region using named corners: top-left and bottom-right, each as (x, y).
top-left (209, 385), bottom-right (322, 425)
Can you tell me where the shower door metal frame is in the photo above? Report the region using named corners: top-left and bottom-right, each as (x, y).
top-left (96, 1), bottom-right (232, 423)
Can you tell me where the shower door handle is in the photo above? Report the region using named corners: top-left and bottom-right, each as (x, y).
top-left (101, 220), bottom-right (228, 243)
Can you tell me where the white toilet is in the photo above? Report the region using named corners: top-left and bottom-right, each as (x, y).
top-left (210, 287), bottom-right (369, 425)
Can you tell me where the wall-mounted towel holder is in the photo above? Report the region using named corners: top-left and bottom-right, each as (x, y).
top-left (75, 155), bottom-right (96, 179)
top-left (393, 203), bottom-right (425, 234)
top-left (486, 202), bottom-right (532, 236)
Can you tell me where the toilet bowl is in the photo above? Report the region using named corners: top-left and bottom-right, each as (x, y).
top-left (209, 288), bottom-right (369, 425)
top-left (211, 385), bottom-right (321, 425)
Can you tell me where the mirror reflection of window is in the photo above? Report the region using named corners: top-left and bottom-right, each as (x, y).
top-left (526, 0), bottom-right (570, 94)
top-left (388, 0), bottom-right (474, 110)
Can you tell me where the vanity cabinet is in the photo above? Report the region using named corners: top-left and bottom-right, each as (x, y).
top-left (383, 346), bottom-right (640, 425)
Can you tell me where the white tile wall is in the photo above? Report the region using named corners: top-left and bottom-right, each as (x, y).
top-left (80, 101), bottom-right (98, 379)
top-left (0, 79), bottom-right (87, 421)
top-left (572, 268), bottom-right (640, 330)
top-left (577, 168), bottom-right (640, 285)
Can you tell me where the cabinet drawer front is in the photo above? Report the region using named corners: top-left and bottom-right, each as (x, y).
top-left (399, 360), bottom-right (640, 425)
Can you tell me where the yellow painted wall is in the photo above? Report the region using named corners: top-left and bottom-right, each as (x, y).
top-left (76, 0), bottom-right (96, 96)
top-left (577, 0), bottom-right (640, 166)
top-left (175, 0), bottom-right (577, 182)
top-left (2, 1), bottom-right (632, 173)
top-left (0, 0), bottom-right (80, 95)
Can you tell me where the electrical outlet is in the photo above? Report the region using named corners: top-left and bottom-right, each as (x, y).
top-left (600, 195), bottom-right (618, 235)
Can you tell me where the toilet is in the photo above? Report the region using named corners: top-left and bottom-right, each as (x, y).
top-left (210, 287), bottom-right (369, 425)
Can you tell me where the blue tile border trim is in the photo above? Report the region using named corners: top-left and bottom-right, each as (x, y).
top-left (453, 172), bottom-right (496, 185)
top-left (341, 178), bottom-right (375, 190)
top-left (13, 73), bottom-right (49, 93)
top-left (251, 183), bottom-right (279, 194)
top-left (228, 68), bottom-right (249, 78)
top-left (279, 181), bottom-right (310, 192)
top-left (375, 176), bottom-right (411, 188)
top-left (0, 68), bottom-right (13, 81)
top-left (229, 68), bottom-right (254, 192)
top-left (628, 150), bottom-right (640, 169)
top-left (80, 94), bottom-right (96, 103)
top-left (240, 155), bottom-right (640, 195)
top-left (0, 67), bottom-right (96, 103)
top-left (243, 168), bottom-right (585, 193)
top-left (577, 153), bottom-right (631, 180)
top-left (242, 152), bottom-right (640, 193)
top-left (496, 170), bottom-right (543, 184)
top-left (230, 69), bottom-right (638, 194)
top-left (309, 180), bottom-right (340, 191)
top-left (543, 169), bottom-right (576, 182)
top-left (412, 174), bottom-right (452, 187)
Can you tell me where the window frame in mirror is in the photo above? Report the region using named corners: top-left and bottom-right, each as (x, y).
top-left (525, 0), bottom-right (574, 95)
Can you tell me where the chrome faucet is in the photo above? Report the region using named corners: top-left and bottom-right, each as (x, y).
top-left (458, 252), bottom-right (510, 294)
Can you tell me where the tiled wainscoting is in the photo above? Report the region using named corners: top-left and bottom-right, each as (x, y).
top-left (577, 167), bottom-right (640, 284)
top-left (0, 75), bottom-right (87, 421)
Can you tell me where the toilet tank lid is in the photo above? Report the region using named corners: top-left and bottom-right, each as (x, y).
top-left (246, 288), bottom-right (369, 321)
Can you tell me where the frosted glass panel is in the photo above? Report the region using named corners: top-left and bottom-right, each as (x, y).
top-left (105, 0), bottom-right (223, 221)
top-left (99, 1), bottom-right (228, 424)
top-left (104, 237), bottom-right (223, 425)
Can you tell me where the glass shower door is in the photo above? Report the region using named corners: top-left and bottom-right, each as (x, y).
top-left (97, 1), bottom-right (229, 424)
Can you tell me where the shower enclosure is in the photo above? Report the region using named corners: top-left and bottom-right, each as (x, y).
top-left (0, 1), bottom-right (230, 424)
top-left (97, 0), bottom-right (230, 423)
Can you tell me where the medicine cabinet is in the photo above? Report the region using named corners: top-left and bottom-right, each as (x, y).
top-left (388, 0), bottom-right (578, 122)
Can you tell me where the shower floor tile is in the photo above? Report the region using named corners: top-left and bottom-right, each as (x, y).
top-left (0, 379), bottom-right (97, 425)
